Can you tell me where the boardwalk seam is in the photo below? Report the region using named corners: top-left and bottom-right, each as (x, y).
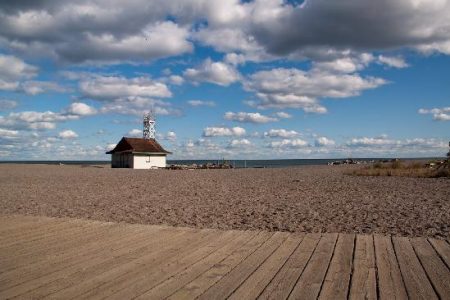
top-left (373, 235), bottom-right (380, 300)
top-left (285, 234), bottom-right (322, 299)
top-left (196, 232), bottom-right (275, 299)
top-left (71, 229), bottom-right (217, 300)
top-left (346, 234), bottom-right (357, 300)
top-left (162, 231), bottom-right (260, 299)
top-left (0, 223), bottom-right (119, 273)
top-left (2, 227), bottom-right (157, 297)
top-left (412, 239), bottom-right (445, 299)
top-left (427, 238), bottom-right (450, 271)
top-left (255, 234), bottom-right (306, 299)
top-left (391, 235), bottom-right (410, 299)
top-left (227, 233), bottom-right (290, 298)
top-left (316, 233), bottom-right (339, 299)
top-left (130, 231), bottom-right (245, 299)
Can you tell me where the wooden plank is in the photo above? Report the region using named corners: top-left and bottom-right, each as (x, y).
top-left (0, 216), bottom-right (82, 239)
top-left (0, 216), bottom-right (53, 234)
top-left (2, 215), bottom-right (446, 300)
top-left (259, 233), bottom-right (321, 300)
top-left (428, 238), bottom-right (450, 269)
top-left (11, 227), bottom-right (188, 299)
top-left (0, 223), bottom-right (165, 292)
top-left (318, 233), bottom-right (355, 299)
top-left (0, 219), bottom-right (93, 251)
top-left (411, 238), bottom-right (450, 299)
top-left (228, 233), bottom-right (303, 300)
top-left (374, 235), bottom-right (408, 300)
top-left (0, 218), bottom-right (83, 248)
top-left (197, 232), bottom-right (288, 300)
top-left (105, 230), bottom-right (240, 300)
top-left (135, 230), bottom-right (258, 299)
top-left (0, 220), bottom-right (134, 272)
top-left (51, 228), bottom-right (221, 299)
top-left (392, 236), bottom-right (438, 300)
top-left (167, 231), bottom-right (273, 300)
top-left (288, 233), bottom-right (338, 300)
top-left (349, 235), bottom-right (377, 300)
top-left (0, 220), bottom-right (109, 260)
top-left (0, 221), bottom-right (121, 270)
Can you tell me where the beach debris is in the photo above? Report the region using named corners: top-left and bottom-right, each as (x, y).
top-left (327, 159), bottom-right (374, 166)
top-left (167, 162), bottom-right (233, 170)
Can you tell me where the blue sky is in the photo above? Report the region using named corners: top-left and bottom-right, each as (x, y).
top-left (0, 0), bottom-right (449, 160)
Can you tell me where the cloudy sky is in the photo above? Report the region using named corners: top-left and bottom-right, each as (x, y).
top-left (0, 0), bottom-right (449, 160)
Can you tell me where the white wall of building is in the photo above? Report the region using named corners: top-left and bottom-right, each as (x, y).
top-left (133, 155), bottom-right (166, 169)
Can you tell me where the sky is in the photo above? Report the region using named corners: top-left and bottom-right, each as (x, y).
top-left (0, 0), bottom-right (449, 160)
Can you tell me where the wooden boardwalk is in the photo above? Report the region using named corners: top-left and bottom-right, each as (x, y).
top-left (0, 215), bottom-right (449, 299)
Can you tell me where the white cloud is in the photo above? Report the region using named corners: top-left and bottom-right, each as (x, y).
top-left (166, 131), bottom-right (177, 141)
top-left (67, 102), bottom-right (97, 116)
top-left (244, 67), bottom-right (386, 111)
top-left (346, 136), bottom-right (397, 147)
top-left (434, 113), bottom-right (450, 121)
top-left (187, 100), bottom-right (216, 107)
top-left (264, 129), bottom-right (299, 138)
top-left (344, 136), bottom-right (447, 156)
top-left (0, 54), bottom-right (37, 81)
top-left (203, 126), bottom-right (246, 137)
top-left (99, 96), bottom-right (180, 116)
top-left (224, 112), bottom-right (278, 123)
top-left (1, 0), bottom-right (450, 66)
top-left (80, 75), bottom-right (171, 100)
top-left (0, 128), bottom-right (19, 139)
top-left (224, 53), bottom-right (246, 66)
top-left (0, 99), bottom-right (17, 110)
top-left (269, 138), bottom-right (309, 149)
top-left (228, 138), bottom-right (251, 148)
top-left (312, 54), bottom-right (374, 73)
top-left (158, 131), bottom-right (177, 141)
top-left (169, 75), bottom-right (184, 85)
top-left (419, 106), bottom-right (450, 121)
top-left (127, 129), bottom-right (142, 137)
top-left (0, 54), bottom-right (38, 92)
top-left (274, 112), bottom-right (292, 119)
top-left (315, 137), bottom-right (336, 147)
top-left (20, 81), bottom-right (67, 95)
top-left (194, 28), bottom-right (262, 56)
top-left (378, 55), bottom-right (409, 68)
top-left (0, 56), bottom-right (65, 95)
top-left (245, 0), bottom-right (450, 57)
top-left (66, 21), bottom-right (192, 64)
top-left (0, 10), bottom-right (192, 65)
top-left (29, 122), bottom-right (56, 130)
top-left (184, 58), bottom-right (240, 86)
top-left (0, 110), bottom-right (79, 130)
top-left (58, 130), bottom-right (78, 139)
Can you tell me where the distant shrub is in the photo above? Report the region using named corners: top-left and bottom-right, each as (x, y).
top-left (373, 162), bottom-right (383, 169)
top-left (390, 160), bottom-right (403, 169)
top-left (433, 168), bottom-right (450, 178)
top-left (346, 160), bottom-right (449, 179)
top-left (410, 162), bottom-right (423, 169)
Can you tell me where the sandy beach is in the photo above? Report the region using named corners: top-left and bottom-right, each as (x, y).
top-left (0, 164), bottom-right (449, 239)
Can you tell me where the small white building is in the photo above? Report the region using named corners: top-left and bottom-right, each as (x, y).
top-left (106, 137), bottom-right (171, 169)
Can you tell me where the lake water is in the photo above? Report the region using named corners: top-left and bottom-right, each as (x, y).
top-left (0, 158), bottom-right (436, 168)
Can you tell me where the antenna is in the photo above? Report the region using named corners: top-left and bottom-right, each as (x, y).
top-left (143, 110), bottom-right (155, 139)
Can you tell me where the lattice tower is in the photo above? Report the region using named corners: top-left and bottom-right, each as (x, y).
top-left (143, 111), bottom-right (155, 139)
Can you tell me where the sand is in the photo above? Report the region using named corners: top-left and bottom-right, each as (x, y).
top-left (0, 164), bottom-right (449, 239)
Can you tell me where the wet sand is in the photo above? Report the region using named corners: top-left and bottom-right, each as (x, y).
top-left (0, 164), bottom-right (449, 239)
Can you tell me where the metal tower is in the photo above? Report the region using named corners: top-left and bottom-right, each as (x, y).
top-left (143, 110), bottom-right (155, 139)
